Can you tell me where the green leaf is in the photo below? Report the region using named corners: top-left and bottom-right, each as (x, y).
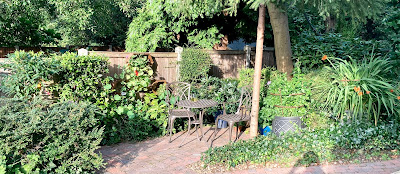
top-left (114, 95), bottom-right (122, 101)
top-left (104, 84), bottom-right (112, 90)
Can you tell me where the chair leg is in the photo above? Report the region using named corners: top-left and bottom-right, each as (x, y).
top-left (228, 122), bottom-right (233, 142)
top-left (235, 122), bottom-right (239, 141)
top-left (179, 117), bottom-right (191, 148)
top-left (210, 118), bottom-right (219, 147)
top-left (169, 117), bottom-right (175, 143)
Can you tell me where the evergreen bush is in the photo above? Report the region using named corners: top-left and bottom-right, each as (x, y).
top-left (0, 98), bottom-right (104, 173)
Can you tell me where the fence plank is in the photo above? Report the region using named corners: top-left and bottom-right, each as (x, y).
top-left (0, 47), bottom-right (275, 83)
top-left (89, 48), bottom-right (275, 82)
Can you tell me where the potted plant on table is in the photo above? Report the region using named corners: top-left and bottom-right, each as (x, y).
top-left (259, 70), bottom-right (312, 136)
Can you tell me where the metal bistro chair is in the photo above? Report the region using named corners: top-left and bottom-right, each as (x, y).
top-left (211, 86), bottom-right (252, 145)
top-left (166, 82), bottom-right (197, 146)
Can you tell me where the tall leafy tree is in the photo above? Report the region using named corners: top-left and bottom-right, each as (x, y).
top-left (49, 0), bottom-right (134, 46)
top-left (125, 0), bottom-right (225, 52)
top-left (0, 0), bottom-right (58, 46)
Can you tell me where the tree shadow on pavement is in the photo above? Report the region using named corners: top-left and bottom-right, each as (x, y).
top-left (289, 151), bottom-right (326, 174)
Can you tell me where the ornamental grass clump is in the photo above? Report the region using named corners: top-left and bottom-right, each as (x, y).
top-left (317, 55), bottom-right (400, 125)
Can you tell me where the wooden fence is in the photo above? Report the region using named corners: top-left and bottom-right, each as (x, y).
top-left (0, 47), bottom-right (275, 83)
top-left (89, 48), bottom-right (275, 82)
top-left (0, 46), bottom-right (123, 58)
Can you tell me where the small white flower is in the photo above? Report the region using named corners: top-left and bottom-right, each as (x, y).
top-left (121, 92), bottom-right (126, 96)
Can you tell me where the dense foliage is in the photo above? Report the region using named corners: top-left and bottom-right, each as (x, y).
top-left (191, 77), bottom-right (241, 115)
top-left (0, 51), bottom-right (59, 99)
top-left (202, 120), bottom-right (400, 168)
top-left (0, 0), bottom-right (140, 46)
top-left (53, 53), bottom-right (111, 101)
top-left (315, 56), bottom-right (400, 125)
top-left (179, 48), bottom-right (213, 82)
top-left (125, 0), bottom-right (225, 51)
top-left (0, 98), bottom-right (104, 173)
top-left (0, 51), bottom-right (169, 145)
top-left (291, 31), bottom-right (389, 70)
top-left (0, 0), bottom-right (58, 46)
top-left (259, 70), bottom-right (312, 127)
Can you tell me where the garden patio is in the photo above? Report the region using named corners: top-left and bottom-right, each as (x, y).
top-left (1, 0), bottom-right (400, 174)
top-left (99, 128), bottom-right (400, 174)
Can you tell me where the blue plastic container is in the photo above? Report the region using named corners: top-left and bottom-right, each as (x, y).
top-left (259, 126), bottom-right (271, 136)
top-left (213, 110), bottom-right (228, 128)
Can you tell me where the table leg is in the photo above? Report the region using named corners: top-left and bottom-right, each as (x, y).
top-left (199, 109), bottom-right (205, 140)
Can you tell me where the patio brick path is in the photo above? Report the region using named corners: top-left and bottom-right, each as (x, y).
top-left (99, 126), bottom-right (400, 174)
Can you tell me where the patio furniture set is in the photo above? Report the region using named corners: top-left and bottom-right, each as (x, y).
top-left (166, 82), bottom-right (252, 147)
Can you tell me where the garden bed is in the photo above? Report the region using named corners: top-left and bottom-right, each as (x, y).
top-left (195, 121), bottom-right (400, 173)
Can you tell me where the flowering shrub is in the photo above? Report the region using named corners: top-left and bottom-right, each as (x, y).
top-left (316, 55), bottom-right (400, 125)
top-left (122, 55), bottom-right (153, 97)
top-left (95, 55), bottom-right (168, 144)
top-left (0, 51), bottom-right (60, 99)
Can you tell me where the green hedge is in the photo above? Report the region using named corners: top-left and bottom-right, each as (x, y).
top-left (0, 98), bottom-right (104, 173)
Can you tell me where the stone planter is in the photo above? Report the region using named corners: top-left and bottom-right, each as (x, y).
top-left (272, 116), bottom-right (302, 136)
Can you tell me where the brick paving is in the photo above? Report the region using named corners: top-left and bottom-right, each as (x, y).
top-left (99, 126), bottom-right (400, 174)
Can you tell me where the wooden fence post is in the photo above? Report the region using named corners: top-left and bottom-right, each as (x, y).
top-left (244, 45), bottom-right (251, 68)
top-left (175, 47), bottom-right (183, 81)
top-left (78, 48), bottom-right (88, 56)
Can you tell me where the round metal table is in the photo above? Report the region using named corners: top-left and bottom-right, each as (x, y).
top-left (176, 99), bottom-right (218, 140)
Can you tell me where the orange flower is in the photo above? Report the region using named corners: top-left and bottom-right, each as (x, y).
top-left (322, 55), bottom-right (328, 60)
top-left (358, 92), bottom-right (363, 96)
top-left (366, 91), bottom-right (371, 94)
top-left (397, 96), bottom-right (400, 100)
top-left (354, 86), bottom-right (360, 92)
top-left (390, 89), bottom-right (394, 93)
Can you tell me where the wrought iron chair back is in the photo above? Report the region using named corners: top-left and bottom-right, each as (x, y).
top-left (236, 86), bottom-right (252, 119)
top-left (166, 82), bottom-right (191, 108)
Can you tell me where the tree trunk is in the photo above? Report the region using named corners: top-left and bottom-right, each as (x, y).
top-left (249, 4), bottom-right (265, 138)
top-left (267, 2), bottom-right (293, 78)
top-left (325, 15), bottom-right (336, 33)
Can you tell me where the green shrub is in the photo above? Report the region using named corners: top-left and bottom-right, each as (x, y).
top-left (292, 31), bottom-right (389, 71)
top-left (123, 55), bottom-right (154, 97)
top-left (179, 48), bottom-right (212, 82)
top-left (95, 56), bottom-right (166, 144)
top-left (259, 70), bottom-right (312, 127)
top-left (316, 56), bottom-right (400, 125)
top-left (121, 89), bottom-right (168, 141)
top-left (0, 51), bottom-right (60, 99)
top-left (191, 77), bottom-right (241, 115)
top-left (201, 120), bottom-right (400, 168)
top-left (238, 67), bottom-right (271, 97)
top-left (53, 52), bottom-right (111, 102)
top-left (0, 98), bottom-right (104, 173)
